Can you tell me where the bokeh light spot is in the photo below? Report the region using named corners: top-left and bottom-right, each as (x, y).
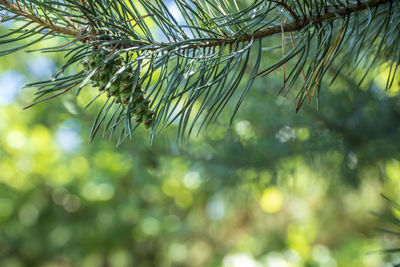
top-left (18, 204), bottom-right (39, 226)
top-left (63, 194), bottom-right (81, 213)
top-left (275, 126), bottom-right (295, 143)
top-left (223, 252), bottom-right (259, 267)
top-left (259, 187), bottom-right (283, 214)
top-left (140, 217), bottom-right (160, 236)
top-left (175, 189), bottom-right (193, 208)
top-left (70, 156), bottom-right (89, 176)
top-left (52, 187), bottom-right (70, 205)
top-left (206, 196), bottom-right (225, 220)
top-left (183, 171), bottom-right (201, 190)
top-left (6, 130), bottom-right (26, 149)
top-left (81, 182), bottom-right (115, 201)
top-left (295, 127), bottom-right (310, 141)
top-left (169, 243), bottom-right (188, 262)
top-left (235, 120), bottom-right (255, 140)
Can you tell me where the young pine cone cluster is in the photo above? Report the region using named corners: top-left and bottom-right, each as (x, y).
top-left (82, 51), bottom-right (154, 129)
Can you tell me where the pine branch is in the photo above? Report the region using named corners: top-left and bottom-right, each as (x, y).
top-left (0, 0), bottom-right (392, 49)
top-left (0, 0), bottom-right (399, 142)
top-left (0, 0), bottom-right (80, 36)
top-left (218, 0), bottom-right (392, 47)
top-left (150, 0), bottom-right (394, 51)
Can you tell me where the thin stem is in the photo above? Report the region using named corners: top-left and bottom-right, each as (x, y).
top-left (23, 81), bottom-right (80, 109)
top-left (0, 0), bottom-right (80, 36)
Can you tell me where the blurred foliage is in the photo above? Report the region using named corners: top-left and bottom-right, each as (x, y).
top-left (1, 16), bottom-right (400, 267)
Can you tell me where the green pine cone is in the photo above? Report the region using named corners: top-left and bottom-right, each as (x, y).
top-left (81, 50), bottom-right (154, 129)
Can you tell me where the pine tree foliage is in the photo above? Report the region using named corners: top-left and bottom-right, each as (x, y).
top-left (0, 0), bottom-right (399, 142)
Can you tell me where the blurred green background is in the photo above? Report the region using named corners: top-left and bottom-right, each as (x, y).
top-left (1, 8), bottom-right (400, 267)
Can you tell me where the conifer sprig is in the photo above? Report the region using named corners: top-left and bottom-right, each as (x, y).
top-left (0, 0), bottom-right (398, 142)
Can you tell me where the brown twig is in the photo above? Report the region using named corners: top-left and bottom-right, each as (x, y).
top-left (0, 0), bottom-right (80, 36)
top-left (278, 15), bottom-right (287, 95)
top-left (290, 32), bottom-right (306, 83)
top-left (307, 19), bottom-right (345, 104)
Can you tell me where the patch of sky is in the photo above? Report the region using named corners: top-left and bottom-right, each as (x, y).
top-left (0, 70), bottom-right (25, 106)
top-left (56, 119), bottom-right (82, 152)
top-left (27, 56), bottom-right (56, 79)
top-left (154, 0), bottom-right (193, 42)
